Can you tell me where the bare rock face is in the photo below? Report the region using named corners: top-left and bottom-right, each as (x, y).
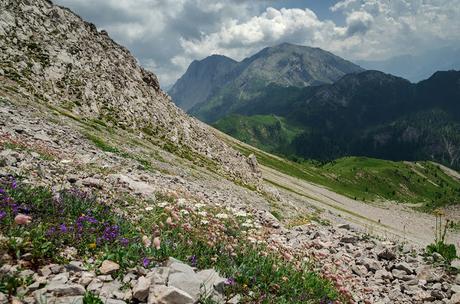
top-left (0, 0), bottom-right (260, 187)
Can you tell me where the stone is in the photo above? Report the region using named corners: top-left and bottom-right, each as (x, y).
top-left (66, 261), bottom-right (84, 272)
top-left (168, 261), bottom-right (195, 275)
top-left (47, 283), bottom-right (86, 296)
top-left (451, 259), bottom-right (460, 270)
top-left (394, 262), bottom-right (413, 274)
top-left (99, 281), bottom-right (124, 299)
top-left (196, 269), bottom-right (226, 295)
top-left (0, 292), bottom-right (7, 304)
top-left (450, 293), bottom-right (460, 304)
top-left (375, 269), bottom-right (393, 280)
top-left (78, 272), bottom-right (95, 287)
top-left (340, 233), bottom-right (358, 244)
top-left (147, 267), bottom-right (169, 285)
top-left (149, 285), bottom-right (194, 304)
top-left (133, 276), bottom-right (152, 301)
top-left (352, 265), bottom-right (368, 276)
top-left (361, 258), bottom-right (382, 272)
top-left (338, 223), bottom-right (351, 230)
top-left (451, 285), bottom-right (460, 294)
top-left (168, 272), bottom-right (202, 301)
top-left (99, 260), bottom-right (119, 275)
top-left (377, 248), bottom-right (396, 261)
top-left (54, 296), bottom-right (84, 304)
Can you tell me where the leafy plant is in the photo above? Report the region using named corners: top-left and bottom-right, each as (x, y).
top-left (83, 291), bottom-right (104, 304)
top-left (426, 209), bottom-right (457, 263)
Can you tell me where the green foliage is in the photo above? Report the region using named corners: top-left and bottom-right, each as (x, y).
top-left (214, 114), bottom-right (302, 154)
top-left (83, 291), bottom-right (104, 304)
top-left (85, 133), bottom-right (120, 153)
top-left (0, 271), bottom-right (32, 297)
top-left (426, 210), bottom-right (457, 264)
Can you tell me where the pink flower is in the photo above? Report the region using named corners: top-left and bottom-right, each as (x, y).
top-left (14, 214), bottom-right (32, 225)
top-left (142, 235), bottom-right (151, 247)
top-left (153, 237), bottom-right (161, 250)
top-left (166, 217), bottom-right (173, 226)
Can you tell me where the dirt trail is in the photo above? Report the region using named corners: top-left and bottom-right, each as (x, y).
top-left (262, 165), bottom-right (460, 249)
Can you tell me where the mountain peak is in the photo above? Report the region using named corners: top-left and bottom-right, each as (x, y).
top-left (171, 44), bottom-right (363, 117)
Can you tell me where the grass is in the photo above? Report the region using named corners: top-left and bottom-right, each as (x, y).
top-left (232, 142), bottom-right (460, 210)
top-left (0, 177), bottom-right (344, 303)
top-left (214, 114), bottom-right (303, 154)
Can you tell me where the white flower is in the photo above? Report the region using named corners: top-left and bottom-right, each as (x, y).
top-left (157, 202), bottom-right (168, 208)
top-left (201, 220), bottom-right (209, 225)
top-left (242, 222), bottom-right (253, 228)
top-left (215, 213), bottom-right (229, 219)
top-left (145, 206), bottom-right (154, 211)
top-left (194, 203), bottom-right (206, 209)
top-left (177, 198), bottom-right (187, 206)
top-left (180, 209), bottom-right (189, 215)
top-left (198, 211), bottom-right (208, 217)
top-left (235, 210), bottom-right (248, 217)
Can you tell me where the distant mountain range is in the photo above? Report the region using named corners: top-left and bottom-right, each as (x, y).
top-left (169, 43), bottom-right (364, 112)
top-left (357, 47), bottom-right (460, 83)
top-left (170, 44), bottom-right (460, 169)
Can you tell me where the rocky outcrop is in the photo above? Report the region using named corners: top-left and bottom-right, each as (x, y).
top-left (0, 257), bottom-right (233, 304)
top-left (0, 0), bottom-right (260, 187)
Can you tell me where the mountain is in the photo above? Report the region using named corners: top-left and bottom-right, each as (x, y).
top-left (170, 43), bottom-right (364, 117)
top-left (214, 70), bottom-right (460, 169)
top-left (169, 55), bottom-right (238, 111)
top-left (357, 47), bottom-right (460, 82)
top-left (0, 0), bottom-right (260, 187)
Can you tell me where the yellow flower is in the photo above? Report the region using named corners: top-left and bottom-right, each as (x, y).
top-left (88, 243), bottom-right (97, 249)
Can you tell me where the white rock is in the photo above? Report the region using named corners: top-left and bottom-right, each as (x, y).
top-left (133, 276), bottom-right (152, 301)
top-left (99, 260), bottom-right (119, 275)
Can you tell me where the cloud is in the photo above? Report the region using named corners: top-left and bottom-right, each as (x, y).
top-left (345, 11), bottom-right (373, 36)
top-left (54, 0), bottom-right (460, 87)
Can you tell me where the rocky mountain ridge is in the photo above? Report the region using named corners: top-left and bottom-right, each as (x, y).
top-left (170, 43), bottom-right (364, 115)
top-left (0, 0), bottom-right (260, 188)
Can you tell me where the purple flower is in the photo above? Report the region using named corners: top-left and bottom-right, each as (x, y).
top-left (60, 224), bottom-right (68, 233)
top-left (189, 255), bottom-right (197, 267)
top-left (142, 257), bottom-right (150, 268)
top-left (119, 238), bottom-right (129, 247)
top-left (0, 210), bottom-right (6, 220)
top-left (224, 278), bottom-right (235, 286)
top-left (102, 225), bottom-right (119, 241)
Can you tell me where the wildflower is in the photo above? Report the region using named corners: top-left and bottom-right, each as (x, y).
top-left (224, 277), bottom-right (235, 286)
top-left (177, 198), bottom-right (186, 206)
top-left (0, 211), bottom-right (6, 220)
top-left (142, 257), bottom-right (150, 268)
top-left (14, 214), bottom-right (32, 225)
top-left (235, 210), bottom-right (247, 217)
top-left (216, 213), bottom-right (228, 219)
top-left (119, 238), bottom-right (129, 247)
top-left (189, 255), bottom-right (197, 267)
top-left (180, 209), bottom-right (189, 215)
top-left (102, 225), bottom-right (120, 241)
top-left (197, 211), bottom-right (207, 217)
top-left (145, 206), bottom-right (154, 211)
top-left (60, 224), bottom-right (68, 233)
top-left (88, 243), bottom-right (97, 249)
top-left (153, 237), bottom-right (161, 250)
top-left (166, 217), bottom-right (173, 226)
top-left (142, 235), bottom-right (151, 247)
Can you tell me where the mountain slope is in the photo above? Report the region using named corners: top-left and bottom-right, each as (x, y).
top-left (169, 55), bottom-right (238, 111)
top-left (0, 0), bottom-right (260, 187)
top-left (170, 43), bottom-right (363, 120)
top-left (215, 70), bottom-right (460, 170)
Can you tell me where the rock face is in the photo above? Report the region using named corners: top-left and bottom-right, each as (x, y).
top-left (0, 0), bottom-right (260, 187)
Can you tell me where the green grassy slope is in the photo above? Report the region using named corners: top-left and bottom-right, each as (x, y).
top-left (213, 114), bottom-right (303, 154)
top-left (232, 141), bottom-right (460, 210)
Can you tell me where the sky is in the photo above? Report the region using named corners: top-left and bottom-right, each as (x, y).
top-left (54, 0), bottom-right (460, 88)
